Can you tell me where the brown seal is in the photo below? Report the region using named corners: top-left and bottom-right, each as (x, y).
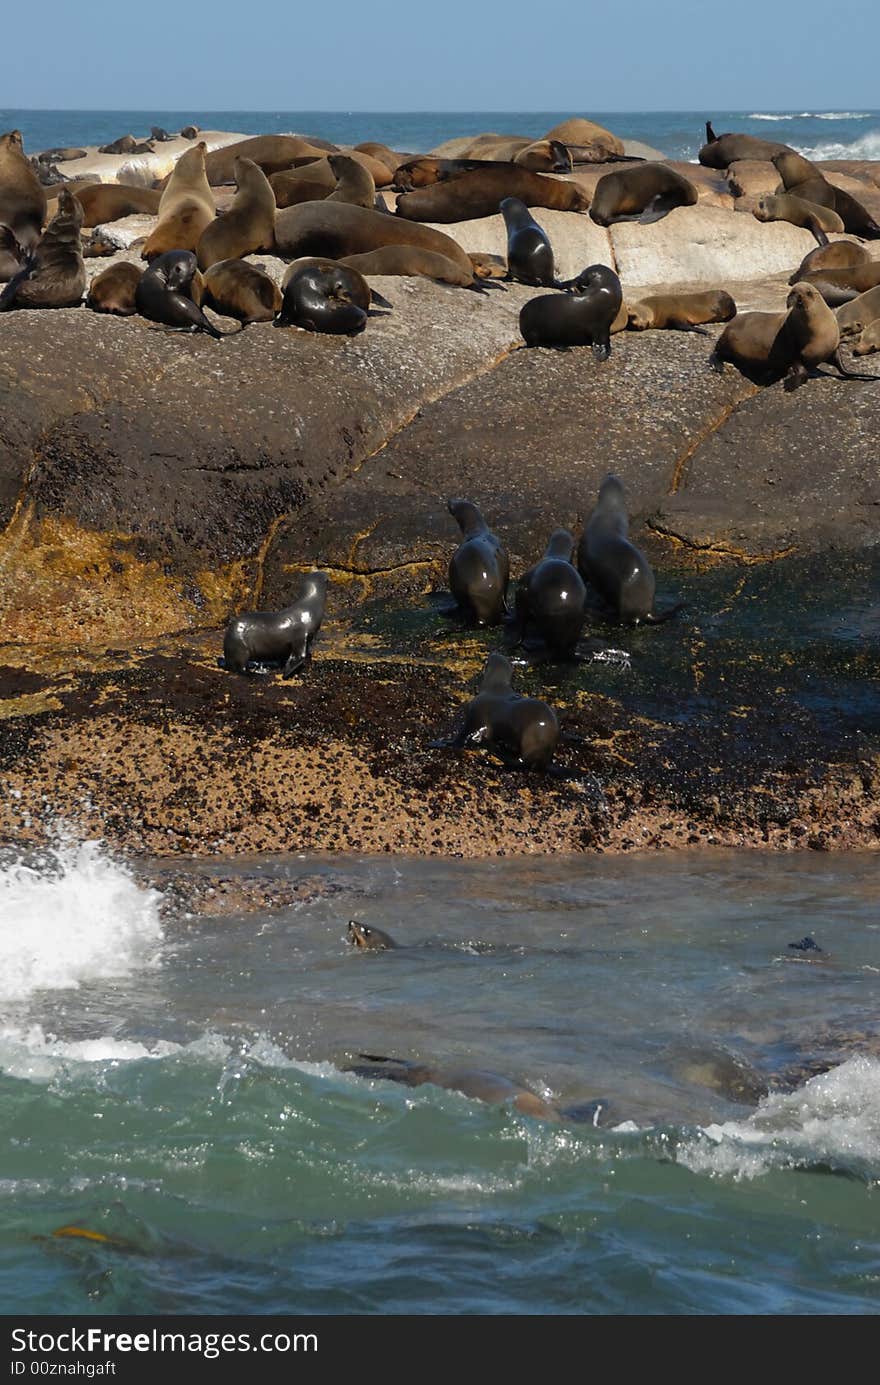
top-left (0, 129), bottom-right (47, 251)
top-left (270, 159), bottom-right (337, 207)
top-left (544, 118), bottom-right (624, 155)
top-left (326, 154), bottom-right (376, 208)
top-left (142, 142), bottom-right (214, 260)
top-left (202, 258), bottom-right (282, 323)
top-left (347, 921), bottom-right (398, 951)
top-left (396, 167), bottom-right (590, 222)
top-left (853, 320), bottom-right (880, 356)
top-left (800, 261), bottom-right (880, 306)
top-left (203, 135), bottom-right (332, 187)
top-left (836, 286), bottom-right (880, 337)
top-left (590, 163), bottom-right (697, 225)
top-left (0, 225), bottom-right (23, 281)
top-left (346, 1053), bottom-right (562, 1122)
top-left (71, 183), bottom-right (162, 228)
top-left (180, 126), bottom-right (200, 140)
top-left (85, 260), bottom-right (143, 315)
top-left (772, 151), bottom-right (880, 238)
top-left (789, 238), bottom-right (870, 285)
top-left (0, 188), bottom-right (85, 310)
top-left (699, 122), bottom-right (792, 169)
top-left (196, 157), bottom-right (275, 269)
top-left (353, 142), bottom-right (404, 174)
top-left (578, 473), bottom-right (680, 625)
top-left (513, 140), bottom-right (573, 173)
top-left (711, 281), bottom-right (878, 390)
top-left (448, 651), bottom-right (559, 771)
top-left (338, 246), bottom-right (477, 288)
top-left (274, 201), bottom-right (475, 278)
top-left (98, 134), bottom-right (138, 154)
top-left (627, 289), bottom-right (736, 333)
top-left (754, 193), bottom-right (844, 240)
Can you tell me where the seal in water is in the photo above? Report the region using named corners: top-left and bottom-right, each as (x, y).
top-left (520, 264), bottom-right (622, 356)
top-left (506, 528), bottom-right (588, 657)
top-left (346, 1054), bottom-right (563, 1121)
top-left (85, 260), bottom-right (143, 315)
top-left (221, 572), bottom-right (328, 677)
top-left (589, 163), bottom-right (697, 226)
top-left (578, 474), bottom-right (679, 625)
top-left (135, 250), bottom-right (234, 337)
top-left (347, 921), bottom-right (398, 951)
top-left (275, 257), bottom-right (371, 333)
top-left (0, 129), bottom-right (47, 251)
top-left (0, 188), bottom-right (85, 311)
top-left (447, 651), bottom-right (560, 771)
top-left (447, 498), bottom-right (510, 626)
top-left (626, 289), bottom-right (736, 333)
top-left (202, 258), bottom-right (282, 323)
top-left (500, 197), bottom-right (556, 287)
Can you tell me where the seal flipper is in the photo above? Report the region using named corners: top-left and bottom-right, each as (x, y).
top-left (636, 192), bottom-right (681, 225)
top-left (666, 319), bottom-right (710, 335)
top-left (829, 348), bottom-right (880, 382)
top-left (705, 121), bottom-right (718, 144)
top-left (643, 602), bottom-right (684, 625)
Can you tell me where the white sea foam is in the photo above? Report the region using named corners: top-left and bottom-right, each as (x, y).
top-left (797, 132), bottom-right (880, 161)
top-left (0, 839), bottom-right (164, 1003)
top-left (749, 112), bottom-right (872, 122)
top-left (678, 1057), bottom-right (880, 1181)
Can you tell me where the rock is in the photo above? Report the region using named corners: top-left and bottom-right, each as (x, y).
top-left (423, 207), bottom-right (613, 282)
top-left (610, 205), bottom-right (819, 289)
top-left (48, 132), bottom-right (248, 188)
top-left (727, 159), bottom-right (778, 203)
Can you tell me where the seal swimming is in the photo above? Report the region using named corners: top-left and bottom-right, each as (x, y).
top-left (520, 264), bottom-right (623, 355)
top-left (506, 528), bottom-right (588, 657)
top-left (346, 1054), bottom-right (563, 1122)
top-left (578, 474), bottom-right (679, 625)
top-left (347, 921), bottom-right (398, 951)
top-left (446, 498), bottom-right (510, 626)
top-left (221, 573), bottom-right (328, 677)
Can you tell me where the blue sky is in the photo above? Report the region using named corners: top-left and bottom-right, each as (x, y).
top-left (5, 0), bottom-right (879, 109)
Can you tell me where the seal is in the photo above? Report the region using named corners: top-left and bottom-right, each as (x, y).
top-left (626, 289), bottom-right (736, 333)
top-left (699, 122), bottom-right (792, 168)
top-left (835, 286), bottom-right (880, 337)
top-left (513, 139), bottom-right (573, 173)
top-left (590, 163), bottom-right (697, 225)
top-left (578, 474), bottom-right (679, 624)
top-left (772, 151), bottom-right (880, 238)
top-left (447, 498), bottom-right (510, 626)
top-left (346, 1053), bottom-right (562, 1121)
top-left (82, 231), bottom-right (117, 259)
top-left (274, 201), bottom-right (475, 279)
top-left (544, 117), bottom-right (624, 155)
top-left (853, 320), bottom-right (880, 356)
top-left (800, 261), bottom-right (880, 306)
top-left (711, 281), bottom-right (879, 390)
top-left (353, 142), bottom-right (404, 175)
top-left (500, 197), bottom-right (556, 287)
top-left (326, 153), bottom-right (376, 209)
top-left (0, 188), bottom-right (85, 311)
top-left (506, 528), bottom-right (587, 657)
top-left (396, 167), bottom-right (590, 222)
top-left (202, 258), bottom-right (282, 323)
top-left (790, 237), bottom-right (870, 285)
top-left (0, 129), bottom-right (47, 251)
top-left (196, 157), bottom-right (276, 269)
top-left (135, 250), bottom-right (234, 337)
top-left (337, 246), bottom-right (479, 289)
top-left (142, 141), bottom-right (215, 260)
top-left (754, 193), bottom-right (843, 241)
top-left (449, 651), bottom-right (560, 771)
top-left (151, 127), bottom-right (173, 143)
top-left (85, 260), bottom-right (143, 315)
top-left (221, 572), bottom-right (328, 676)
top-left (0, 225), bottom-right (23, 282)
top-left (180, 126), bottom-right (200, 140)
top-left (37, 147), bottom-right (88, 163)
top-left (98, 134), bottom-right (138, 154)
top-left (275, 257), bottom-right (372, 333)
top-left (71, 182), bottom-right (162, 228)
top-left (347, 921), bottom-right (398, 951)
top-left (270, 159), bottom-right (337, 207)
top-left (519, 264), bottom-right (623, 356)
top-left (203, 135), bottom-right (331, 186)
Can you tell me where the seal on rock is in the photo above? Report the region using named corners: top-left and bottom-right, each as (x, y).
top-left (0, 188), bottom-right (85, 311)
top-left (196, 157), bottom-right (276, 269)
top-left (151, 127), bottom-right (173, 143)
top-left (135, 249), bottom-right (233, 337)
top-left (500, 197), bottom-right (556, 287)
top-left (800, 261), bottom-right (880, 306)
top-left (142, 141), bottom-right (214, 260)
top-left (326, 153), bottom-right (376, 208)
top-left (98, 134), bottom-right (138, 154)
top-left (447, 498), bottom-right (510, 626)
top-left (853, 320), bottom-right (880, 355)
top-left (544, 117), bottom-right (624, 155)
top-left (275, 257), bottom-right (372, 333)
top-left (203, 135), bottom-right (331, 186)
top-left (835, 285), bottom-right (880, 338)
top-left (180, 126), bottom-right (200, 140)
top-left (590, 163), bottom-right (697, 225)
top-left (0, 225), bottom-right (23, 282)
top-left (221, 573), bottom-right (328, 676)
top-left (397, 166), bottom-right (590, 222)
top-left (520, 264), bottom-right (622, 356)
top-left (754, 193), bottom-right (844, 241)
top-left (337, 246), bottom-right (480, 289)
top-left (71, 182), bottom-right (162, 228)
top-left (449, 652), bottom-right (560, 771)
top-left (202, 258), bottom-right (282, 323)
top-left (37, 147), bottom-right (88, 163)
top-left (513, 139), bottom-right (573, 173)
top-left (578, 474), bottom-right (678, 624)
top-left (347, 921), bottom-right (398, 951)
top-left (789, 237), bottom-right (870, 284)
top-left (626, 289), bottom-right (736, 333)
top-left (506, 529), bottom-right (588, 657)
top-left (0, 129), bottom-right (47, 251)
top-left (270, 159), bottom-right (337, 207)
top-left (772, 151), bottom-right (880, 238)
top-left (85, 260), bottom-right (143, 315)
top-left (274, 201), bottom-right (475, 279)
top-left (699, 122), bottom-right (792, 168)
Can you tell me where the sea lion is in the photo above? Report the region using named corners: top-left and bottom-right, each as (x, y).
top-left (72, 183), bottom-right (162, 228)
top-left (353, 142), bottom-right (404, 174)
top-left (449, 651), bottom-right (559, 771)
top-left (393, 156), bottom-right (535, 190)
top-left (772, 151), bottom-right (880, 238)
top-left (500, 197), bottom-right (556, 287)
top-left (221, 573), bottom-right (327, 676)
top-left (142, 142), bottom-right (214, 260)
top-left (326, 153), bottom-right (376, 209)
top-left (519, 264), bottom-right (623, 356)
top-left (275, 257), bottom-right (371, 333)
top-left (0, 225), bottom-right (22, 281)
top-left (347, 921), bottom-right (398, 951)
top-left (0, 129), bottom-right (47, 251)
top-left (590, 163), bottom-right (697, 225)
top-left (81, 232), bottom-right (116, 259)
top-left (270, 165), bottom-right (337, 208)
top-left (0, 188), bottom-right (85, 311)
top-left (180, 126), bottom-right (200, 140)
top-left (544, 117), bottom-right (624, 155)
top-left (711, 281), bottom-right (878, 389)
top-left (396, 167), bottom-right (590, 222)
top-left (203, 135), bottom-right (331, 187)
top-left (626, 289), bottom-right (736, 333)
top-left (99, 134), bottom-right (137, 155)
top-left (699, 122), bottom-right (792, 169)
top-left (85, 260), bottom-right (143, 315)
top-left (835, 286), bottom-right (880, 337)
top-left (513, 139), bottom-right (572, 173)
top-left (347, 1054), bottom-right (562, 1121)
top-left (202, 259), bottom-right (282, 323)
top-left (274, 201), bottom-right (475, 279)
top-left (789, 237), bottom-right (870, 284)
top-left (37, 147), bottom-right (87, 163)
top-left (506, 529), bottom-right (587, 657)
top-left (151, 127), bottom-right (173, 143)
top-left (135, 250), bottom-right (233, 337)
top-left (754, 193), bottom-right (844, 241)
top-left (578, 474), bottom-right (678, 625)
top-left (196, 157), bottom-right (275, 269)
top-left (800, 261), bottom-right (880, 306)
top-left (853, 320), bottom-right (880, 355)
top-left (447, 498), bottom-right (509, 626)
top-left (131, 141), bottom-right (155, 155)
top-left (337, 246), bottom-right (478, 288)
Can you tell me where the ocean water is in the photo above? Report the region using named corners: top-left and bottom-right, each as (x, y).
top-left (3, 110), bottom-right (880, 163)
top-left (1, 838), bottom-right (878, 1315)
